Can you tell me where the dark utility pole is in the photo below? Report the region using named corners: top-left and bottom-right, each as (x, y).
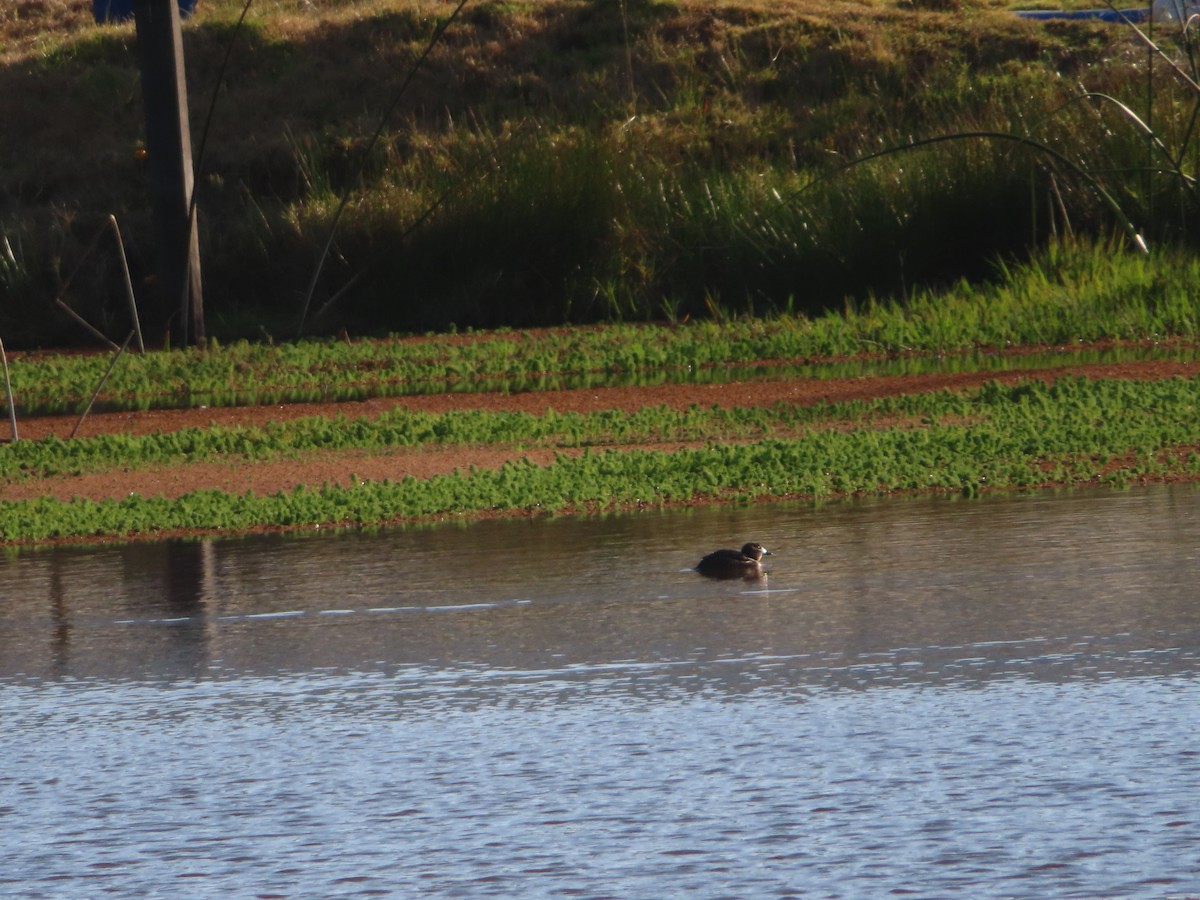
top-left (132, 0), bottom-right (205, 346)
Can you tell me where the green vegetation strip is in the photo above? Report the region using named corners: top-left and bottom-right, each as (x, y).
top-left (0, 405), bottom-right (807, 480)
top-left (6, 244), bottom-right (1200, 417)
top-left (3, 376), bottom-right (1199, 544)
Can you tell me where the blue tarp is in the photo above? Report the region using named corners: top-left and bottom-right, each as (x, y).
top-left (1014, 7), bottom-right (1151, 21)
top-left (93, 0), bottom-right (198, 24)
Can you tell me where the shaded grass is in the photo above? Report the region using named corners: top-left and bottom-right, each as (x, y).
top-left (1, 0), bottom-right (1186, 343)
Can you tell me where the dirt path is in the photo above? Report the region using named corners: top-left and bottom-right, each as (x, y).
top-left (5, 357), bottom-right (1198, 504)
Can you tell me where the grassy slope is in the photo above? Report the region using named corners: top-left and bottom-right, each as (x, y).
top-left (0, 0), bottom-right (1166, 342)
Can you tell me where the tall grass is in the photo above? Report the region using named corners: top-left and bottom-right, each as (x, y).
top-left (279, 56), bottom-right (1200, 335)
top-left (5, 1), bottom-right (1200, 342)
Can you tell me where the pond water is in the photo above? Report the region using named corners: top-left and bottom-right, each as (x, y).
top-left (1, 485), bottom-right (1198, 899)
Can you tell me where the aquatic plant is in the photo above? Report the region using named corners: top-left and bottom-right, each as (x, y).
top-left (4, 375), bottom-right (1200, 543)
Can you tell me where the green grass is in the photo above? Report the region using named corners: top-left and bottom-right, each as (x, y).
top-left (3, 375), bottom-right (1199, 543)
top-left (0, 388), bottom-right (976, 482)
top-left (4, 240), bottom-right (1198, 417)
top-left (3, 0), bottom-right (1196, 343)
top-left (0, 404), bottom-right (786, 481)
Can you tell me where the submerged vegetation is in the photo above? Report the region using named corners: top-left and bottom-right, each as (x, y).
top-left (4, 0), bottom-right (1200, 343)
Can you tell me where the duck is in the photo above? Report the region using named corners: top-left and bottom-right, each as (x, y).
top-left (695, 542), bottom-right (771, 579)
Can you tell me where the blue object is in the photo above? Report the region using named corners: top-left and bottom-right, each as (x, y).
top-left (1014, 7), bottom-right (1150, 21)
top-left (92, 0), bottom-right (198, 24)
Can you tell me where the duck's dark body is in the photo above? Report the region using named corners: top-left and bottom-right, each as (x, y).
top-left (695, 542), bottom-right (771, 579)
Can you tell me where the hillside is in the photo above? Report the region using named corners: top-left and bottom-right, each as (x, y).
top-left (0, 0), bottom-right (1162, 344)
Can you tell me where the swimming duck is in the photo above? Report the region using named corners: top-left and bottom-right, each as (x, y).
top-left (695, 542), bottom-right (771, 579)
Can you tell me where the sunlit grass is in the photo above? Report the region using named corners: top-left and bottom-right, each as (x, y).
top-left (4, 375), bottom-right (1199, 543)
top-left (3, 239), bottom-right (1196, 416)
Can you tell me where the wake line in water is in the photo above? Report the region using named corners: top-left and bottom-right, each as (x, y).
top-left (112, 597), bottom-right (536, 627)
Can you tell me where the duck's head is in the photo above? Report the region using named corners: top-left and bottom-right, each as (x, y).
top-left (741, 542), bottom-right (771, 561)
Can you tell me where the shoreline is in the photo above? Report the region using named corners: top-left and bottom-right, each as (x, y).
top-left (4, 353), bottom-right (1199, 547)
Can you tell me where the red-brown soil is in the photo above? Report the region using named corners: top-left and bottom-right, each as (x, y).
top-left (4, 356), bottom-right (1198, 505)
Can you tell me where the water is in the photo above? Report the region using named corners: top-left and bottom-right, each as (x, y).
top-left (1, 486), bottom-right (1199, 898)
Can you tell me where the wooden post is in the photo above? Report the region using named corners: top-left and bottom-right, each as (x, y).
top-left (133, 0), bottom-right (205, 346)
top-left (0, 335), bottom-right (17, 442)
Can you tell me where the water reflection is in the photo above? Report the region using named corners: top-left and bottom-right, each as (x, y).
top-left (2, 484), bottom-right (1198, 692)
top-left (2, 486), bottom-right (1198, 899)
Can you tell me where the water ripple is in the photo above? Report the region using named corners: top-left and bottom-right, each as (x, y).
top-left (3, 486), bottom-right (1200, 897)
